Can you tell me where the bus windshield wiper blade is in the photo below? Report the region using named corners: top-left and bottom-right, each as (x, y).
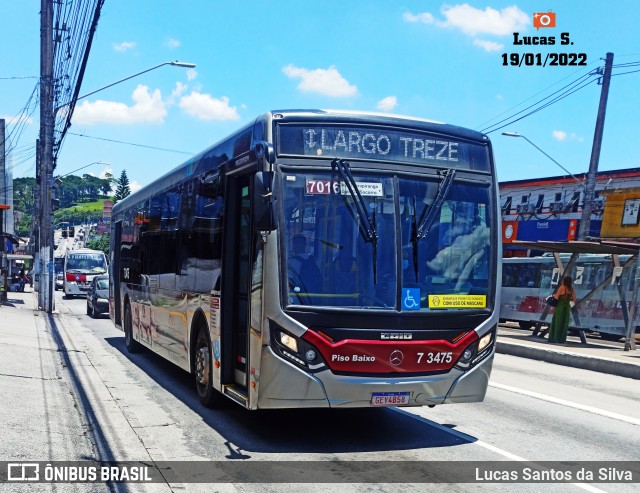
top-left (331, 158), bottom-right (378, 283)
top-left (416, 169), bottom-right (456, 241)
top-left (410, 197), bottom-right (419, 282)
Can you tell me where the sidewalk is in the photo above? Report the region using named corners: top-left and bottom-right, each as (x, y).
top-left (497, 324), bottom-right (640, 380)
top-left (0, 287), bottom-right (98, 461)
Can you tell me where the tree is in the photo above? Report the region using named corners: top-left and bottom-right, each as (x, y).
top-left (86, 233), bottom-right (110, 255)
top-left (113, 170), bottom-right (131, 204)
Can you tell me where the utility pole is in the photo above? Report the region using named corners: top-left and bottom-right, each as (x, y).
top-left (0, 119), bottom-right (6, 300)
top-left (39, 0), bottom-right (54, 313)
top-left (577, 52), bottom-right (614, 241)
top-left (0, 118), bottom-right (6, 230)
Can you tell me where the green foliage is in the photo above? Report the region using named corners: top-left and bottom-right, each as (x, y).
top-left (86, 233), bottom-right (110, 255)
top-left (57, 174), bottom-right (113, 209)
top-left (12, 173), bottom-right (115, 236)
top-left (113, 170), bottom-right (131, 204)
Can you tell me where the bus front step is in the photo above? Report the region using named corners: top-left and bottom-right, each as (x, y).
top-left (223, 385), bottom-right (248, 406)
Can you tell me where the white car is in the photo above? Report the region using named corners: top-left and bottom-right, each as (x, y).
top-left (55, 272), bottom-right (64, 291)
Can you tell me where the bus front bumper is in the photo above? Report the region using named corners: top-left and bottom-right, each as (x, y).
top-left (257, 347), bottom-right (494, 409)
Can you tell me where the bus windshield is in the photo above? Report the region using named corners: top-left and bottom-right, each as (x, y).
top-left (281, 170), bottom-right (492, 310)
top-left (66, 252), bottom-right (107, 274)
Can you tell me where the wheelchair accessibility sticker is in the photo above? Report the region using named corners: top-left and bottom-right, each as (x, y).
top-left (402, 288), bottom-right (421, 310)
top-left (428, 294), bottom-right (486, 309)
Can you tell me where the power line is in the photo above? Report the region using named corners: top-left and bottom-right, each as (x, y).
top-left (475, 63), bottom-right (598, 130)
top-left (68, 131), bottom-right (195, 155)
top-left (480, 71), bottom-right (598, 134)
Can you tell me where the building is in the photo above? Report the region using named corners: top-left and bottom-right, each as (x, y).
top-left (500, 167), bottom-right (640, 256)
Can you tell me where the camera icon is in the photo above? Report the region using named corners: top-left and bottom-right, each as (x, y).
top-left (533, 10), bottom-right (556, 30)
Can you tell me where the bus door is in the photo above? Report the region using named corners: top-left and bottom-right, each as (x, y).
top-left (113, 220), bottom-right (122, 325)
top-left (222, 173), bottom-right (253, 391)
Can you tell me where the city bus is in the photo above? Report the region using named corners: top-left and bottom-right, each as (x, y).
top-left (64, 248), bottom-right (108, 297)
top-left (500, 254), bottom-right (639, 340)
top-left (109, 109), bottom-right (499, 409)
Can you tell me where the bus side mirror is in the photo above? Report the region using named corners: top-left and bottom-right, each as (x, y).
top-left (253, 171), bottom-right (277, 231)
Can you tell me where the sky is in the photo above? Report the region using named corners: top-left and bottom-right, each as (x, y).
top-left (2, 1), bottom-right (640, 193)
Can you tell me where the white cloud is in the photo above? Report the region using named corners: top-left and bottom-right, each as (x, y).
top-left (282, 64), bottom-right (358, 97)
top-left (552, 130), bottom-right (584, 142)
top-left (168, 81), bottom-right (188, 104)
top-left (403, 11), bottom-right (435, 24)
top-left (129, 180), bottom-right (142, 193)
top-left (377, 96), bottom-right (397, 112)
top-left (165, 38), bottom-right (181, 49)
top-left (179, 91), bottom-right (240, 121)
top-left (552, 130), bottom-right (567, 141)
top-left (98, 167), bottom-right (113, 180)
top-left (113, 41), bottom-right (136, 52)
top-left (403, 4), bottom-right (528, 51)
top-left (186, 68), bottom-right (197, 81)
top-left (72, 84), bottom-right (167, 125)
top-left (473, 39), bottom-right (504, 52)
top-left (437, 4), bottom-right (528, 36)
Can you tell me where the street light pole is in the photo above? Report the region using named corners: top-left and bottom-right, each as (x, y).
top-left (502, 132), bottom-right (585, 188)
top-left (57, 161), bottom-right (110, 179)
top-left (55, 61), bottom-right (196, 113)
top-left (38, 60), bottom-right (195, 313)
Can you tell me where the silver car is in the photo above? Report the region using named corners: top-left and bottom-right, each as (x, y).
top-left (55, 272), bottom-right (64, 290)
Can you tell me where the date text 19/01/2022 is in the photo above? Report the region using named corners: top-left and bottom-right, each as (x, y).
top-left (503, 32), bottom-right (587, 67)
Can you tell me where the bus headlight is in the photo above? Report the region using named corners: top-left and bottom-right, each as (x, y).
top-left (461, 348), bottom-right (474, 362)
top-left (272, 326), bottom-right (327, 373)
top-left (478, 332), bottom-right (493, 353)
top-left (455, 326), bottom-right (496, 370)
top-left (279, 332), bottom-right (298, 352)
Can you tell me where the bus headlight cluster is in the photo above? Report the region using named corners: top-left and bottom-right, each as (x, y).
top-left (273, 327), bottom-right (327, 372)
top-left (454, 326), bottom-right (496, 370)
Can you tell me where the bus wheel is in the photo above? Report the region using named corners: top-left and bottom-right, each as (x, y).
top-left (194, 327), bottom-right (221, 408)
top-left (518, 321), bottom-right (534, 330)
top-left (124, 304), bottom-right (141, 353)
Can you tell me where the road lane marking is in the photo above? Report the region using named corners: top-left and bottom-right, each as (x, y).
top-left (394, 408), bottom-right (609, 493)
top-left (490, 382), bottom-right (640, 426)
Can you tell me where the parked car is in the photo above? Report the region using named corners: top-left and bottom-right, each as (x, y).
top-left (86, 274), bottom-right (109, 318)
top-left (55, 272), bottom-right (64, 291)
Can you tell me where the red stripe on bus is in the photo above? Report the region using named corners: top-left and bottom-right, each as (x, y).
top-left (302, 329), bottom-right (479, 374)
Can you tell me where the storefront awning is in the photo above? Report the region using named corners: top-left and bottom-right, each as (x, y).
top-left (6, 254), bottom-right (33, 261)
top-left (509, 240), bottom-right (640, 255)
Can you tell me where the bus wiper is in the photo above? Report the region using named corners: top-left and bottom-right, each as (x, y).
top-left (416, 168), bottom-right (456, 241)
top-left (410, 197), bottom-right (421, 282)
top-left (409, 170), bottom-right (456, 282)
top-left (331, 158), bottom-right (378, 283)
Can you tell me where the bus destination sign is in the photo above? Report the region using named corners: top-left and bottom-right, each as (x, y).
top-left (278, 125), bottom-right (488, 171)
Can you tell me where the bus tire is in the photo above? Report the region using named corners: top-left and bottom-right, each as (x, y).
top-left (124, 304), bottom-right (141, 353)
top-left (518, 321), bottom-right (534, 330)
top-left (194, 327), bottom-right (221, 408)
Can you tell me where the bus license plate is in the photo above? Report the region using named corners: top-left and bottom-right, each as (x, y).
top-left (371, 392), bottom-right (411, 406)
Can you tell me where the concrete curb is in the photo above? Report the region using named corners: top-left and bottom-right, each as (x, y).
top-left (496, 341), bottom-right (640, 380)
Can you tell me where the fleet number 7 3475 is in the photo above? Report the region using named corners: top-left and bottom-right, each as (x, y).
top-left (417, 352), bottom-right (453, 364)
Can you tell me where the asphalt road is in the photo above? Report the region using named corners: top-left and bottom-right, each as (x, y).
top-left (43, 291), bottom-right (640, 492)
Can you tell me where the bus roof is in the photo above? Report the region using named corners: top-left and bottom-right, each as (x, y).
top-left (66, 249), bottom-right (105, 255)
top-left (113, 109), bottom-right (490, 214)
